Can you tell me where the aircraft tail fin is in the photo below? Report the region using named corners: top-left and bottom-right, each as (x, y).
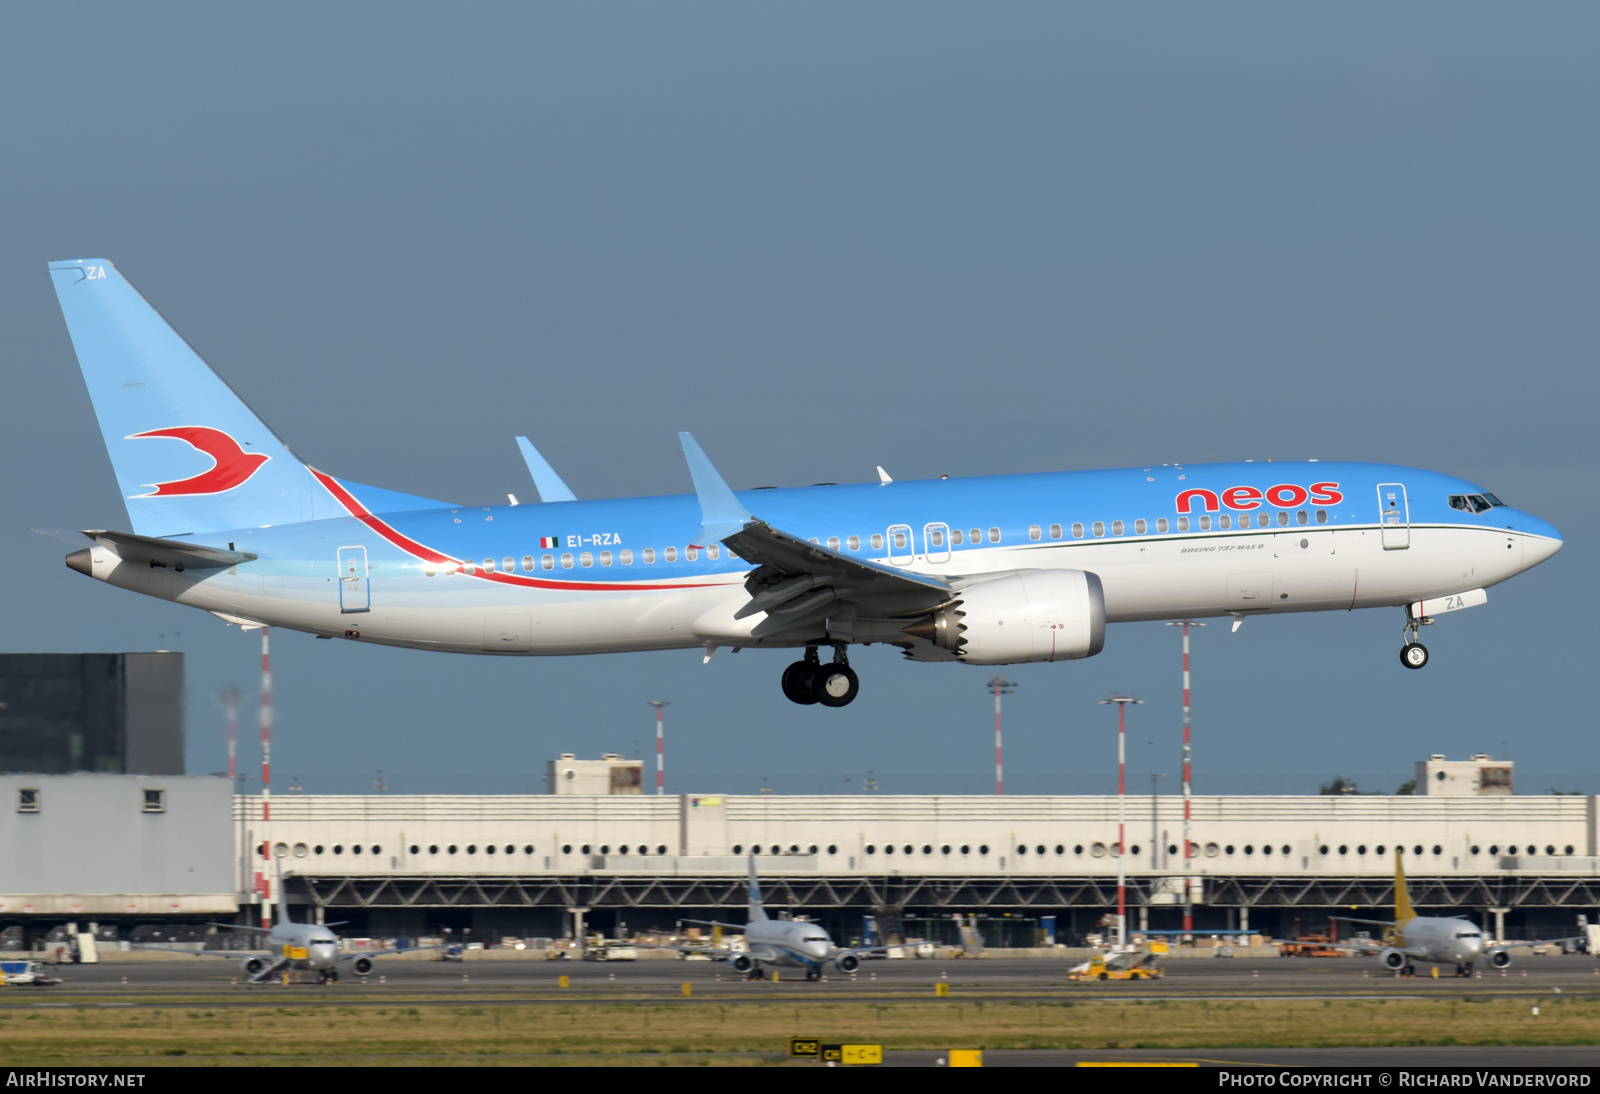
top-left (746, 853), bottom-right (769, 923)
top-left (1394, 848), bottom-right (1415, 924)
top-left (47, 259), bottom-right (456, 538)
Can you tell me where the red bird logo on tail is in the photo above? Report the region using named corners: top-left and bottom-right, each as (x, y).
top-left (127, 426), bottom-right (271, 497)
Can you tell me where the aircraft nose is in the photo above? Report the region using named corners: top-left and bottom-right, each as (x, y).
top-left (1518, 513), bottom-right (1563, 569)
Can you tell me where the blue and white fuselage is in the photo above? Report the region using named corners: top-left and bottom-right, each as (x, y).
top-left (47, 259), bottom-right (1562, 704)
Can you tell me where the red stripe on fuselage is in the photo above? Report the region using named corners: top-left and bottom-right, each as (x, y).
top-left (309, 468), bottom-right (729, 593)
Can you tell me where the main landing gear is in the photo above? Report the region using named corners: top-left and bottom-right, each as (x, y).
top-left (781, 646), bottom-right (860, 707)
top-left (1399, 611), bottom-right (1431, 670)
top-left (1455, 963), bottom-right (1474, 978)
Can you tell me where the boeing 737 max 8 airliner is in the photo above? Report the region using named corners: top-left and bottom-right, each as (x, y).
top-left (46, 259), bottom-right (1562, 706)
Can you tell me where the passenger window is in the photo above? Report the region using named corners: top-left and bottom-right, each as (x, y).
top-left (521, 555), bottom-right (535, 572)
top-left (988, 527), bottom-right (1000, 543)
top-left (1199, 515), bottom-right (1211, 530)
top-left (827, 537), bottom-right (840, 550)
top-left (580, 552), bottom-right (593, 567)
top-left (665, 547), bottom-right (678, 562)
top-left (423, 564), bottom-right (437, 577)
top-left (951, 529), bottom-right (964, 545)
top-left (1177, 516), bottom-right (1189, 532)
top-left (560, 554), bottom-right (573, 569)
top-left (619, 549), bottom-right (633, 565)
top-left (969, 529), bottom-right (980, 544)
top-left (643, 548), bottom-right (655, 564)
top-left (1218, 514), bottom-right (1231, 530)
top-left (686, 547), bottom-right (698, 561)
top-left (503, 557), bottom-right (514, 572)
top-left (1257, 513), bottom-right (1270, 528)
top-left (1296, 511), bottom-right (1308, 526)
top-left (1156, 518), bottom-right (1168, 533)
top-left (871, 534), bottom-right (884, 550)
top-left (1315, 509), bottom-right (1327, 524)
top-left (1072, 523), bottom-right (1084, 538)
top-left (707, 545), bottom-right (719, 560)
top-left (893, 531), bottom-right (908, 550)
top-left (847, 536), bottom-right (860, 551)
top-left (1092, 521), bottom-right (1105, 537)
top-left (1134, 519), bottom-right (1147, 535)
top-left (541, 555), bottom-right (554, 570)
top-left (1276, 512), bottom-right (1287, 527)
top-left (1029, 525), bottom-right (1041, 541)
top-left (929, 529), bottom-right (944, 546)
top-left (462, 561), bottom-right (476, 574)
top-left (482, 558), bottom-right (495, 572)
top-left (1111, 520), bottom-right (1124, 536)
top-left (599, 551), bottom-right (612, 566)
top-left (1049, 524), bottom-right (1062, 539)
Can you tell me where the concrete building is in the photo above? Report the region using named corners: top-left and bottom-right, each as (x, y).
top-left (546, 753), bottom-right (643, 795)
top-left (0, 774), bottom-right (234, 918)
top-left (0, 653), bottom-right (184, 775)
top-left (1417, 754), bottom-right (1514, 796)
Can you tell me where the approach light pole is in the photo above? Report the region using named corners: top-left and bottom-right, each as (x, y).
top-left (988, 676), bottom-right (1017, 795)
top-left (648, 701), bottom-right (670, 795)
top-left (1165, 620), bottom-right (1204, 942)
top-left (1101, 694), bottom-right (1142, 950)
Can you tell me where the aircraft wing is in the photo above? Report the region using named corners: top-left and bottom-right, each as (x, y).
top-left (135, 944), bottom-right (271, 958)
top-left (678, 433), bottom-right (952, 636)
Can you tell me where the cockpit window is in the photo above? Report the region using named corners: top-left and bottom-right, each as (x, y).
top-left (1455, 931), bottom-right (1481, 939)
top-left (1448, 494), bottom-right (1502, 514)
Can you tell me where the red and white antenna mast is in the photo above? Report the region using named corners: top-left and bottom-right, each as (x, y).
top-left (648, 700), bottom-right (670, 795)
top-left (987, 676), bottom-right (1017, 795)
top-left (1166, 620), bottom-right (1204, 942)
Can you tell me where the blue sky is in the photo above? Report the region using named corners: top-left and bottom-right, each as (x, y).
top-left (1, 3), bottom-right (1593, 796)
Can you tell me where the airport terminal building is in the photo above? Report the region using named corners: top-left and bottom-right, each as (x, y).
top-left (2, 774), bottom-right (1595, 947)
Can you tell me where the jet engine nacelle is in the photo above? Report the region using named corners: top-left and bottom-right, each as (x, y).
top-left (903, 570), bottom-right (1105, 665)
top-left (351, 956), bottom-right (374, 976)
top-left (240, 956), bottom-right (268, 977)
top-left (730, 954), bottom-right (755, 974)
top-left (1488, 949), bottom-right (1512, 969)
top-left (835, 953), bottom-right (861, 974)
top-left (1379, 949), bottom-right (1406, 970)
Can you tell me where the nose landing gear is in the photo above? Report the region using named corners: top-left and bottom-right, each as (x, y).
top-left (1400, 611), bottom-right (1432, 670)
top-left (781, 646), bottom-right (861, 707)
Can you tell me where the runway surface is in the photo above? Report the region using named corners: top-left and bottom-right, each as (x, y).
top-left (19, 953), bottom-right (1600, 1001)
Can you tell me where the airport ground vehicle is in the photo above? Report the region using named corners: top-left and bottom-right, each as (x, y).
top-left (1068, 951), bottom-right (1164, 981)
top-left (1278, 935), bottom-right (1348, 958)
top-left (0, 961), bottom-right (62, 986)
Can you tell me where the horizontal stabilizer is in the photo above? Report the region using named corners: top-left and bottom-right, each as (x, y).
top-left (81, 530), bottom-right (257, 569)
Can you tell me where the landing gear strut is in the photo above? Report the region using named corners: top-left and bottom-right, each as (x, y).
top-left (781, 646), bottom-right (860, 707)
top-left (1400, 612), bottom-right (1431, 670)
top-left (1455, 963), bottom-right (1473, 978)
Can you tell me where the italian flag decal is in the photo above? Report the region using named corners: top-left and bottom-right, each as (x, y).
top-left (539, 536), bottom-right (559, 549)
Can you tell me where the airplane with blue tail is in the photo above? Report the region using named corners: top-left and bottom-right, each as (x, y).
top-left (45, 258), bottom-right (1562, 706)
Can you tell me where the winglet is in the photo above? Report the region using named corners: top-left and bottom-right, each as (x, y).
top-left (515, 438), bottom-right (578, 502)
top-left (679, 432), bottom-right (753, 545)
top-left (876, 466), bottom-right (893, 485)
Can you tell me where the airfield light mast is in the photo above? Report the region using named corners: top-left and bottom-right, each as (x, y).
top-left (1101, 694), bottom-right (1142, 950)
top-left (988, 676), bottom-right (1017, 795)
top-left (259, 628), bottom-right (273, 929)
top-left (648, 701), bottom-right (670, 795)
top-left (1166, 620), bottom-right (1204, 942)
top-left (222, 686), bottom-right (238, 782)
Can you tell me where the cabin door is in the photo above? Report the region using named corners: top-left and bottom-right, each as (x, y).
top-left (1377, 483), bottom-right (1410, 550)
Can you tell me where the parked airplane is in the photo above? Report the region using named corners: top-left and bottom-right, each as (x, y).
top-left (1325, 851), bottom-right (1572, 977)
top-left (47, 259), bottom-right (1563, 705)
top-left (666, 856), bottom-right (877, 980)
